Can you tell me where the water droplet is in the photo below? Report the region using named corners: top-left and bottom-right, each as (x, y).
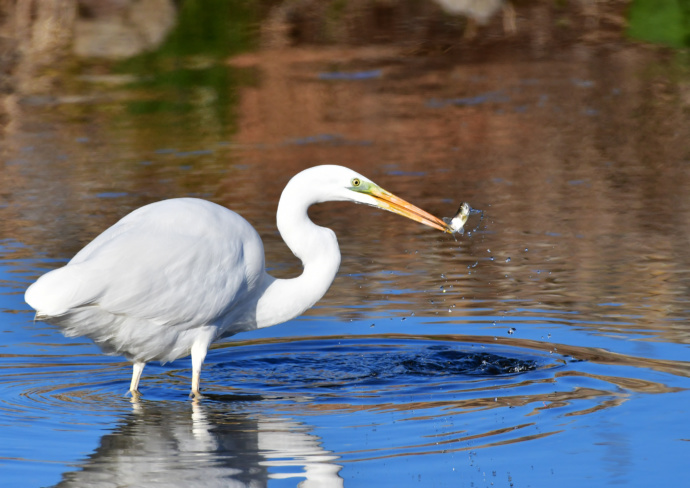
top-left (370, 323), bottom-right (375, 328)
top-left (508, 327), bottom-right (516, 334)
top-left (490, 257), bottom-right (494, 261)
top-left (505, 257), bottom-right (511, 263)
top-left (524, 248), bottom-right (529, 252)
top-left (441, 273), bottom-right (446, 279)
top-left (401, 317), bottom-right (406, 321)
top-left (448, 308), bottom-right (452, 313)
top-left (487, 249), bottom-right (491, 253)
top-left (411, 312), bottom-right (415, 317)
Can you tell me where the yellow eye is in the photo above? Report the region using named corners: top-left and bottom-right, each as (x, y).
top-left (351, 178), bottom-right (361, 187)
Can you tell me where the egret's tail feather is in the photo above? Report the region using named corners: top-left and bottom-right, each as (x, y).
top-left (25, 264), bottom-right (103, 317)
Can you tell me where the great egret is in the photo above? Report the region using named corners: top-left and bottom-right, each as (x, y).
top-left (25, 165), bottom-right (456, 398)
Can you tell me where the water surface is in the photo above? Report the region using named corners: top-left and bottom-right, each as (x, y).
top-left (2, 26), bottom-right (690, 488)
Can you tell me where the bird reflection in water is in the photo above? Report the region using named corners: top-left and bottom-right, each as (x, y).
top-left (53, 400), bottom-right (343, 488)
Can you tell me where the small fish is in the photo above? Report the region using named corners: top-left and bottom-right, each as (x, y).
top-left (443, 202), bottom-right (471, 234)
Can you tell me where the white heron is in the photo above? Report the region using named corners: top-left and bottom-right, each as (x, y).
top-left (25, 165), bottom-right (456, 398)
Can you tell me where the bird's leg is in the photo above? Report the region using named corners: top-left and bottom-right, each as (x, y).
top-left (129, 361), bottom-right (146, 399)
top-left (190, 340), bottom-right (209, 399)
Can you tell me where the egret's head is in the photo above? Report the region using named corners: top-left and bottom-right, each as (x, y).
top-left (294, 165), bottom-right (454, 234)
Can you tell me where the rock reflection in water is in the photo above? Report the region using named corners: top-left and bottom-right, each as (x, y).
top-left (54, 401), bottom-right (343, 488)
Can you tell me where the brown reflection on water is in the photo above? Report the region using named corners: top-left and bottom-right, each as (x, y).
top-left (2, 34), bottom-right (690, 342)
top-left (223, 43), bottom-right (690, 343)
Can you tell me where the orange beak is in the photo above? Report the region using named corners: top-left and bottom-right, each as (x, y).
top-left (368, 186), bottom-right (454, 234)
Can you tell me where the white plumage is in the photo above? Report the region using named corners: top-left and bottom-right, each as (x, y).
top-left (434, 0), bottom-right (504, 24)
top-left (434, 0), bottom-right (516, 36)
top-left (25, 165), bottom-right (452, 397)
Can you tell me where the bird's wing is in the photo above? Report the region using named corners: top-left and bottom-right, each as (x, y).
top-left (26, 199), bottom-right (266, 328)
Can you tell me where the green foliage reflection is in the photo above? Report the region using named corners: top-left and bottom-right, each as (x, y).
top-left (628, 0), bottom-right (690, 47)
top-left (117, 0), bottom-right (258, 127)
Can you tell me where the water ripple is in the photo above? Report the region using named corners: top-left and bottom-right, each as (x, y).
top-left (1, 327), bottom-right (688, 487)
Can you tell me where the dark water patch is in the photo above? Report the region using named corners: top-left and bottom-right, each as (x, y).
top-left (174, 149), bottom-right (213, 157)
top-left (427, 91), bottom-right (510, 108)
top-left (281, 133), bottom-right (373, 147)
top-left (211, 338), bottom-right (554, 392)
top-left (95, 192), bottom-right (129, 199)
top-left (398, 347), bottom-right (538, 376)
top-left (318, 69), bottom-right (383, 81)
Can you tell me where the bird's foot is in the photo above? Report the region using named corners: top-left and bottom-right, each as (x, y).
top-left (126, 389), bottom-right (143, 403)
top-left (189, 389), bottom-right (204, 401)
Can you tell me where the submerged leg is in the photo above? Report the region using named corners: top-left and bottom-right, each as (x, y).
top-left (129, 361), bottom-right (146, 397)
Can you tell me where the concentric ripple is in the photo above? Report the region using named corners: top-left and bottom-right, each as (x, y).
top-left (0, 353), bottom-right (135, 421)
top-left (2, 323), bottom-right (689, 487)
top-left (2, 242), bottom-right (688, 487)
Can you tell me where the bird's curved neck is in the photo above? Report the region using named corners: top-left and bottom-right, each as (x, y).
top-left (254, 184), bottom-right (341, 328)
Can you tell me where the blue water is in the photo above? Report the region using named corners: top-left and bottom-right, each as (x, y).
top-left (3, 236), bottom-right (689, 487)
top-left (3, 37), bottom-right (690, 487)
